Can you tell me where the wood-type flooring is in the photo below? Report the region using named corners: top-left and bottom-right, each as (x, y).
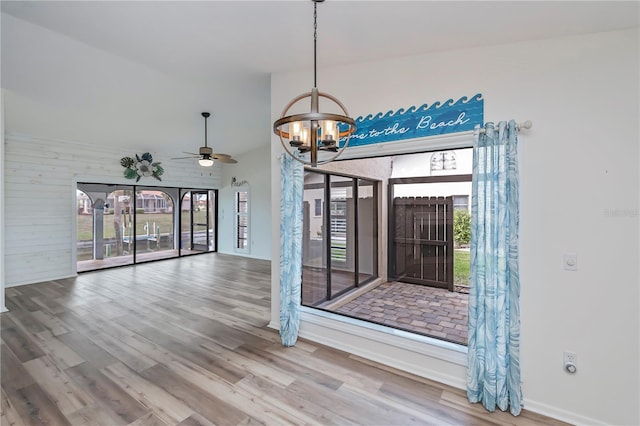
top-left (1, 253), bottom-right (568, 425)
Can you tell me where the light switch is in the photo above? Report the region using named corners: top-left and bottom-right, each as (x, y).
top-left (563, 253), bottom-right (577, 271)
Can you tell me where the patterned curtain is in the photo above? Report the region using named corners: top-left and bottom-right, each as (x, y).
top-left (467, 121), bottom-right (522, 415)
top-left (279, 155), bottom-right (304, 346)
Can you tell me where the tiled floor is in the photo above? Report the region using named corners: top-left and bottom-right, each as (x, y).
top-left (335, 281), bottom-right (469, 345)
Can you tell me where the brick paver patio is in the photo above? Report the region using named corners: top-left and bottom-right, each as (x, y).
top-left (335, 281), bottom-right (469, 345)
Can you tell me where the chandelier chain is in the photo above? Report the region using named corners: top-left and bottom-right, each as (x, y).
top-left (313, 0), bottom-right (318, 88)
top-left (272, 0), bottom-right (356, 167)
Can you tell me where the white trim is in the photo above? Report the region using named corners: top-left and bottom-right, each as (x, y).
top-left (0, 90), bottom-right (5, 312)
top-left (298, 308), bottom-right (468, 390)
top-left (522, 399), bottom-right (608, 426)
top-left (4, 272), bottom-right (77, 289)
top-left (71, 177), bottom-right (79, 274)
top-left (300, 307), bottom-right (467, 361)
top-left (340, 131), bottom-right (475, 161)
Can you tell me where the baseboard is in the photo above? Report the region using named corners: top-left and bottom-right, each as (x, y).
top-left (217, 250), bottom-right (270, 262)
top-left (522, 399), bottom-right (607, 426)
top-left (4, 272), bottom-right (77, 288)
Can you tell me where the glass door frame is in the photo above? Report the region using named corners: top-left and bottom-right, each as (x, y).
top-left (77, 183), bottom-right (218, 273)
top-left (301, 169), bottom-right (379, 307)
top-left (179, 189), bottom-right (218, 255)
top-left (191, 190), bottom-right (210, 252)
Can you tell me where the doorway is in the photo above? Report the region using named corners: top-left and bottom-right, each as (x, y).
top-left (389, 193), bottom-right (454, 290)
top-left (180, 190), bottom-right (217, 255)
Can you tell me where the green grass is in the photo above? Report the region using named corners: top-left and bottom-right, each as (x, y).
top-left (77, 213), bottom-right (176, 241)
top-left (454, 249), bottom-right (470, 286)
top-left (331, 238), bottom-right (347, 262)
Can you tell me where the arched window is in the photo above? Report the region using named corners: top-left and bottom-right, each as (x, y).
top-left (76, 184), bottom-right (216, 272)
top-left (430, 151), bottom-right (457, 172)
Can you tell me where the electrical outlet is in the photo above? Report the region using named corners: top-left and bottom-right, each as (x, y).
top-left (563, 351), bottom-right (577, 373)
top-left (563, 253), bottom-right (578, 271)
top-left (564, 351), bottom-right (577, 365)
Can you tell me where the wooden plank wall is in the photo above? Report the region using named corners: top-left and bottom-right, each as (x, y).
top-left (3, 134), bottom-right (223, 287)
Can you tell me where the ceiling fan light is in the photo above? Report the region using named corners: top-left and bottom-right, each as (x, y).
top-left (199, 158), bottom-right (214, 167)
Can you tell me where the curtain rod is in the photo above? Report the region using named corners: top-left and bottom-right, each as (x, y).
top-left (514, 120), bottom-right (533, 131)
top-left (478, 120), bottom-right (533, 134)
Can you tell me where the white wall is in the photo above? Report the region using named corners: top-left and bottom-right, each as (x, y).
top-left (219, 143), bottom-right (271, 260)
top-left (391, 149), bottom-right (473, 201)
top-left (271, 29), bottom-right (639, 425)
top-left (1, 13), bottom-right (260, 287)
top-left (0, 13), bottom-right (270, 159)
top-left (0, 90), bottom-right (6, 311)
top-left (3, 133), bottom-right (223, 287)
top-left (391, 149), bottom-right (473, 178)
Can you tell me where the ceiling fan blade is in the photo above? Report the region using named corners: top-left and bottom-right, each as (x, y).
top-left (182, 151), bottom-right (199, 156)
top-left (211, 152), bottom-right (231, 158)
top-left (171, 156), bottom-right (198, 160)
top-left (214, 157), bottom-right (237, 164)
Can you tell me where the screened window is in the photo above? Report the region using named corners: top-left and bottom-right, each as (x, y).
top-left (235, 190), bottom-right (250, 253)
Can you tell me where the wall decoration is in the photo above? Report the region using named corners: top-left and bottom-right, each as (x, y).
top-left (231, 177), bottom-right (249, 187)
top-left (340, 94), bottom-right (483, 147)
top-left (120, 153), bottom-right (164, 181)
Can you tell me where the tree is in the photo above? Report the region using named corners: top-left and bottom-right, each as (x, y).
top-left (454, 209), bottom-right (471, 246)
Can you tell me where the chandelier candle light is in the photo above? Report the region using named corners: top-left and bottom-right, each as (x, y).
top-left (273, 0), bottom-right (356, 167)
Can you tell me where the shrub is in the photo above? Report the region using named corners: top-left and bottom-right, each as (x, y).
top-left (454, 209), bottom-right (471, 246)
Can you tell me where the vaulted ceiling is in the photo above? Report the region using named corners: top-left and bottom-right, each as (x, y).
top-left (2, 1), bottom-right (638, 157)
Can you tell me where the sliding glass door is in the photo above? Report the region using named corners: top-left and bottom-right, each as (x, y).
top-left (358, 179), bottom-right (378, 285)
top-left (302, 170), bottom-right (378, 307)
top-left (134, 187), bottom-right (177, 263)
top-left (77, 183), bottom-right (217, 272)
top-left (329, 175), bottom-right (355, 298)
top-left (302, 173), bottom-right (328, 305)
top-left (180, 190), bottom-right (217, 255)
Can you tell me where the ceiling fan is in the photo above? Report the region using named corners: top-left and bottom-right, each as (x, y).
top-left (172, 112), bottom-right (237, 167)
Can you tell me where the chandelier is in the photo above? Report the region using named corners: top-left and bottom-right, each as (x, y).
top-left (273, 0), bottom-right (356, 167)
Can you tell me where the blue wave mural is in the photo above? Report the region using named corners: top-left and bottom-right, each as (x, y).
top-left (340, 94), bottom-right (483, 147)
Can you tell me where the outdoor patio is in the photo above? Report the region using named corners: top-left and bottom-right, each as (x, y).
top-left (331, 281), bottom-right (469, 346)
